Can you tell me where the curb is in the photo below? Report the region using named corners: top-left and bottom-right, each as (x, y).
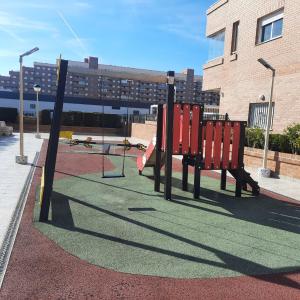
top-left (0, 152), bottom-right (39, 288)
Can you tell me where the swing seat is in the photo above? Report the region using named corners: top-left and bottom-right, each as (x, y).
top-left (102, 144), bottom-right (111, 154)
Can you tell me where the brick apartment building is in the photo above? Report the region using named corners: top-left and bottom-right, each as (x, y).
top-left (203, 0), bottom-right (300, 132)
top-left (0, 57), bottom-right (219, 106)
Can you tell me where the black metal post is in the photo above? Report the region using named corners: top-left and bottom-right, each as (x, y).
top-left (182, 155), bottom-right (188, 191)
top-left (193, 105), bottom-right (204, 199)
top-left (164, 71), bottom-right (175, 200)
top-left (194, 160), bottom-right (201, 198)
top-left (235, 122), bottom-right (247, 197)
top-left (221, 113), bottom-right (229, 191)
top-left (154, 104), bottom-right (163, 192)
top-left (39, 59), bottom-right (68, 222)
top-left (220, 170), bottom-right (227, 190)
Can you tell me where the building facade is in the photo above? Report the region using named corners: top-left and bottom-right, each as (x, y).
top-left (0, 91), bottom-right (150, 117)
top-left (203, 0), bottom-right (300, 132)
top-left (0, 57), bottom-right (219, 107)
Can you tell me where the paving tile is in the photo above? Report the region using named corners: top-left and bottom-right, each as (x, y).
top-left (0, 133), bottom-right (43, 248)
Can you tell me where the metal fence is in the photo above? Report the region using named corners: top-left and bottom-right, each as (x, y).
top-left (130, 113), bottom-right (227, 124)
top-left (130, 114), bottom-right (157, 123)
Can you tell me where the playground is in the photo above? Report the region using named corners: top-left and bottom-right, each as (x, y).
top-left (1, 139), bottom-right (299, 299)
top-left (1, 61), bottom-right (299, 299)
top-left (33, 142), bottom-right (300, 279)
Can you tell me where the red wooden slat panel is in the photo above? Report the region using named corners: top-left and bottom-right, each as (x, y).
top-left (173, 104), bottom-right (181, 154)
top-left (162, 105), bottom-right (167, 151)
top-left (190, 105), bottom-right (200, 155)
top-left (222, 122), bottom-right (232, 169)
top-left (204, 121), bottom-right (214, 169)
top-left (231, 122), bottom-right (241, 169)
top-left (181, 104), bottom-right (190, 154)
top-left (213, 121), bottom-right (222, 169)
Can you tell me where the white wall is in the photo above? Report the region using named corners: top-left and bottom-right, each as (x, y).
top-left (0, 97), bottom-right (149, 116)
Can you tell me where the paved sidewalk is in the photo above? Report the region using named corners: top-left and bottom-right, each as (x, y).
top-left (243, 166), bottom-right (300, 201)
top-left (0, 133), bottom-right (43, 250)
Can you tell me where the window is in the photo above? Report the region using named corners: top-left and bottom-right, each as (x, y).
top-left (248, 102), bottom-right (275, 129)
top-left (30, 104), bottom-right (36, 109)
top-left (231, 21), bottom-right (239, 54)
top-left (207, 29), bottom-right (225, 61)
top-left (112, 106), bottom-right (120, 110)
top-left (257, 9), bottom-right (283, 44)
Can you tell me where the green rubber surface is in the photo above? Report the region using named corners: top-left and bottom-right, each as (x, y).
top-left (34, 157), bottom-right (300, 279)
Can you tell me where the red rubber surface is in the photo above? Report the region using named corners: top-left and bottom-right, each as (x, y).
top-left (1, 142), bottom-right (299, 299)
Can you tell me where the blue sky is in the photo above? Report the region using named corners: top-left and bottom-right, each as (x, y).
top-left (0, 0), bottom-right (216, 76)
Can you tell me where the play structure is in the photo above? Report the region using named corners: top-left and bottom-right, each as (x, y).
top-left (39, 60), bottom-right (259, 222)
top-left (137, 71), bottom-right (260, 200)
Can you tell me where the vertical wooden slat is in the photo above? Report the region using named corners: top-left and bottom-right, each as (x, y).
top-left (204, 121), bottom-right (214, 169)
top-left (162, 105), bottom-right (167, 151)
top-left (213, 121), bottom-right (222, 169)
top-left (181, 104), bottom-right (190, 154)
top-left (222, 122), bottom-right (231, 169)
top-left (231, 122), bottom-right (241, 169)
top-left (190, 105), bottom-right (200, 155)
top-left (173, 104), bottom-right (181, 154)
top-left (202, 126), bottom-right (205, 153)
top-left (179, 115), bottom-right (183, 144)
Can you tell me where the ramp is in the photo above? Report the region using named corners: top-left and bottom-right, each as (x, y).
top-left (137, 137), bottom-right (165, 174)
top-left (229, 169), bottom-right (260, 196)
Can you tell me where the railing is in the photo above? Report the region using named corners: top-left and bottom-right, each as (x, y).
top-left (131, 113), bottom-right (228, 124)
top-left (130, 114), bottom-right (157, 123)
top-left (203, 113), bottom-right (228, 120)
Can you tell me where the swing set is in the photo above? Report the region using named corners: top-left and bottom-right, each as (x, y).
top-left (39, 59), bottom-right (146, 221)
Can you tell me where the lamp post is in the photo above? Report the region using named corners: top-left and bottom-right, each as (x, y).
top-left (16, 47), bottom-right (39, 165)
top-left (33, 84), bottom-right (41, 139)
top-left (257, 58), bottom-right (275, 177)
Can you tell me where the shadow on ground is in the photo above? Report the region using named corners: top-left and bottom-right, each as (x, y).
top-left (34, 157), bottom-right (300, 288)
top-left (0, 134), bottom-right (19, 150)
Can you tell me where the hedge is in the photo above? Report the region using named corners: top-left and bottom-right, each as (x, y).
top-left (0, 107), bottom-right (18, 123)
top-left (40, 110), bottom-right (123, 128)
top-left (245, 123), bottom-right (300, 155)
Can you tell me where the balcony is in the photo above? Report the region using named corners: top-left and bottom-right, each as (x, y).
top-left (204, 29), bottom-right (225, 70)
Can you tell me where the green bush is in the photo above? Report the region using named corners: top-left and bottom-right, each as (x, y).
top-left (0, 107), bottom-right (18, 123)
top-left (269, 134), bottom-right (291, 153)
top-left (245, 128), bottom-right (264, 149)
top-left (41, 110), bottom-right (51, 125)
top-left (83, 113), bottom-right (95, 127)
top-left (245, 123), bottom-right (300, 154)
top-left (284, 123), bottom-right (300, 154)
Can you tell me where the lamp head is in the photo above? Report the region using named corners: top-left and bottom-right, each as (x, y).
top-left (20, 47), bottom-right (39, 58)
top-left (167, 71), bottom-right (175, 85)
top-left (258, 58), bottom-right (275, 72)
top-left (33, 84), bottom-right (41, 93)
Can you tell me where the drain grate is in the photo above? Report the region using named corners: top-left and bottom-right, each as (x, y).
top-left (128, 207), bottom-right (156, 212)
top-left (0, 152), bottom-right (39, 288)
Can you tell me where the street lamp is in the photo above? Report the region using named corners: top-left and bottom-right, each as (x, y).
top-left (33, 84), bottom-right (41, 139)
top-left (257, 58), bottom-right (275, 177)
top-left (16, 47), bottom-right (39, 165)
